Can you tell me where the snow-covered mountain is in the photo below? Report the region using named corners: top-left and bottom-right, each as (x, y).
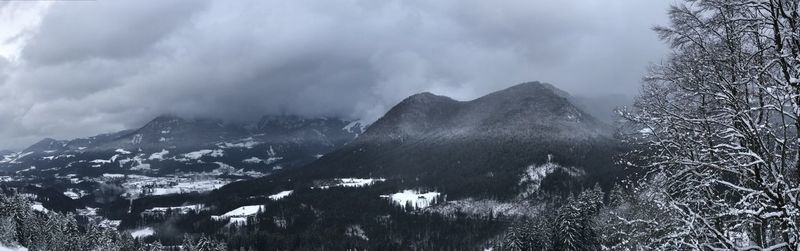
top-left (0, 81), bottom-right (627, 251)
top-left (218, 81), bottom-right (622, 201)
top-left (0, 115), bottom-right (365, 177)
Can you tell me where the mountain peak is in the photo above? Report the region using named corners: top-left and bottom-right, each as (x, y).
top-left (363, 81), bottom-right (609, 142)
top-left (477, 81), bottom-right (569, 101)
top-left (300, 81), bottom-right (619, 200)
top-left (23, 138), bottom-right (65, 153)
top-left (402, 92), bottom-right (455, 103)
top-left (150, 114), bottom-right (185, 123)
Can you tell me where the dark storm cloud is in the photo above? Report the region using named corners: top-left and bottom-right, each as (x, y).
top-left (0, 0), bottom-right (671, 150)
top-left (21, 0), bottom-right (208, 65)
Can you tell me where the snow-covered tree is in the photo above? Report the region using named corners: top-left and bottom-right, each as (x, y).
top-left (0, 191), bottom-right (163, 251)
top-left (593, 175), bottom-right (684, 250)
top-left (621, 0), bottom-right (800, 249)
top-left (499, 184), bottom-right (604, 250)
top-left (553, 184), bottom-right (603, 251)
top-left (182, 234), bottom-right (227, 251)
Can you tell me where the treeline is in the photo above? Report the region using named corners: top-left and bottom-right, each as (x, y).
top-left (498, 0), bottom-right (800, 249)
top-left (495, 181), bottom-right (677, 250)
top-left (138, 186), bottom-right (507, 250)
top-left (0, 190), bottom-right (227, 251)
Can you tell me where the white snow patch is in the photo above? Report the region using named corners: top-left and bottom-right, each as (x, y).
top-left (90, 159), bottom-right (111, 164)
top-left (228, 217), bottom-right (248, 225)
top-left (0, 245), bottom-right (28, 251)
top-left (131, 134), bottom-right (143, 144)
top-left (265, 157), bottom-right (282, 164)
top-left (130, 227), bottom-right (154, 238)
top-left (184, 149), bottom-right (224, 159)
top-left (242, 157), bottom-right (263, 164)
top-left (115, 149), bottom-right (132, 155)
top-left (268, 190), bottom-right (293, 200)
top-left (143, 204), bottom-right (205, 215)
top-left (77, 207), bottom-right (99, 216)
top-left (102, 173), bottom-right (125, 178)
top-left (15, 166), bottom-right (36, 174)
top-left (219, 138), bottom-right (261, 149)
top-left (151, 180), bottom-right (227, 195)
top-left (340, 178), bottom-right (385, 187)
top-left (2, 152), bottom-right (33, 164)
top-left (343, 120), bottom-right (366, 134)
top-left (380, 190), bottom-right (441, 210)
top-left (63, 189), bottom-right (87, 200)
top-left (130, 163), bottom-right (151, 171)
top-left (241, 156), bottom-right (282, 164)
top-left (311, 178), bottom-right (386, 189)
top-left (148, 149), bottom-right (169, 160)
top-left (212, 205), bottom-right (264, 223)
top-left (63, 191), bottom-right (80, 200)
top-left (99, 219), bottom-right (121, 229)
top-left (31, 202), bottom-right (48, 212)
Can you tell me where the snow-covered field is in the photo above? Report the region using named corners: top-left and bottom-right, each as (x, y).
top-left (380, 190), bottom-right (441, 210)
top-left (182, 149), bottom-right (224, 160)
top-left (150, 179), bottom-right (229, 196)
top-left (0, 245), bottom-right (27, 251)
top-left (130, 227), bottom-right (154, 238)
top-left (268, 190), bottom-right (293, 200)
top-left (95, 174), bottom-right (235, 198)
top-left (217, 137), bottom-right (261, 149)
top-left (148, 149), bottom-right (169, 160)
top-left (340, 178), bottom-right (386, 187)
top-left (213, 205), bottom-right (265, 219)
top-left (211, 162), bottom-right (266, 177)
top-left (211, 205), bottom-right (265, 225)
top-left (30, 202), bottom-right (47, 212)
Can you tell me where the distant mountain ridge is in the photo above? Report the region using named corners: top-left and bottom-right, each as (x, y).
top-left (220, 81), bottom-right (623, 200)
top-left (2, 114), bottom-right (366, 176)
top-left (363, 82), bottom-right (610, 142)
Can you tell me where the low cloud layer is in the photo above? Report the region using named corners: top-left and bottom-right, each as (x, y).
top-left (0, 0), bottom-right (670, 150)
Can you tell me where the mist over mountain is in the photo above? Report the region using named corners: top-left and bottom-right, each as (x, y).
top-left (0, 79), bottom-right (639, 251)
top-left (0, 0), bottom-right (668, 151)
top-left (1, 114), bottom-right (364, 179)
top-left (0, 0), bottom-right (683, 249)
top-left (217, 82), bottom-right (621, 202)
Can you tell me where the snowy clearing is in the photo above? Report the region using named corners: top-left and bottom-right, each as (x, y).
top-left (148, 149), bottom-right (169, 160)
top-left (211, 205), bottom-right (265, 221)
top-left (380, 190), bottom-right (441, 210)
top-left (268, 190), bottom-right (293, 200)
top-left (31, 202), bottom-right (47, 212)
top-left (183, 149), bottom-right (224, 159)
top-left (130, 227), bottom-right (154, 238)
top-left (0, 245), bottom-right (28, 251)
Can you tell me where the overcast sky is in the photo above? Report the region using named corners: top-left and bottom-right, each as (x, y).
top-left (0, 0), bottom-right (672, 150)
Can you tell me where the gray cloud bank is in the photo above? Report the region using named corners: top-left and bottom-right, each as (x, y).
top-left (0, 0), bottom-right (670, 150)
